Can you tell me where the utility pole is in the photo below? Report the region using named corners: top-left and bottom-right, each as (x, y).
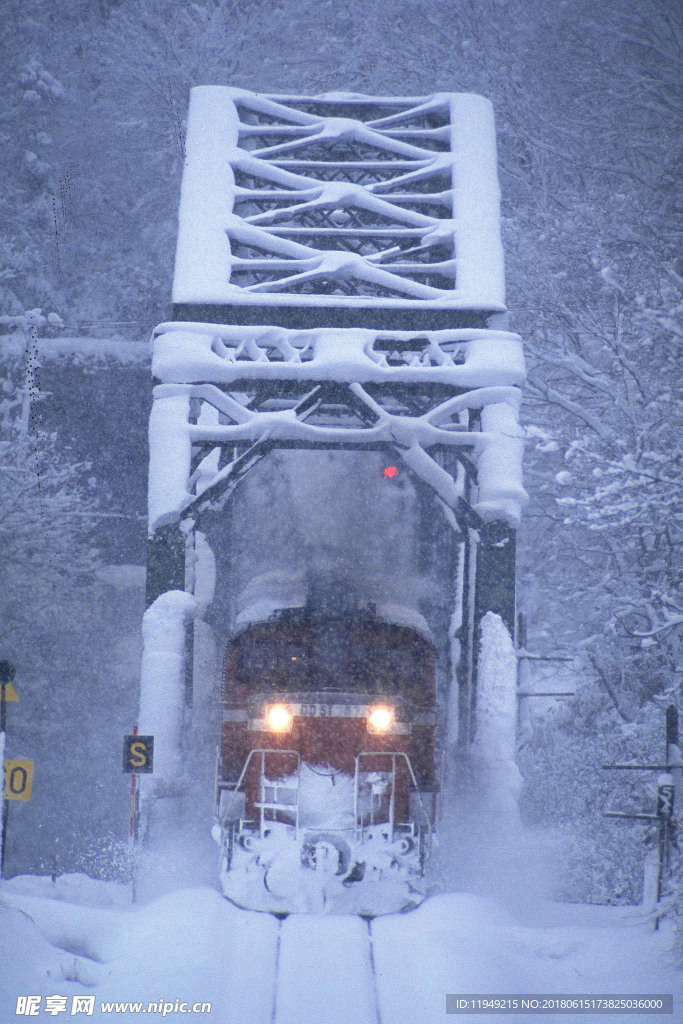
top-left (603, 704), bottom-right (679, 928)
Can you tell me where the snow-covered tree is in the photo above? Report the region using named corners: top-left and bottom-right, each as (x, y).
top-left (0, 335), bottom-right (100, 652)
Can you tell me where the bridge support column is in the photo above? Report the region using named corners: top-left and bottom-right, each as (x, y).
top-left (470, 520), bottom-right (516, 741)
top-left (145, 523), bottom-right (187, 609)
top-left (138, 521), bottom-right (196, 839)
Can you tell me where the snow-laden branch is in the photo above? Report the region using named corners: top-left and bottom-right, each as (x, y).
top-left (616, 592), bottom-right (683, 639)
top-left (626, 615), bottom-right (683, 639)
top-left (525, 373), bottom-right (619, 443)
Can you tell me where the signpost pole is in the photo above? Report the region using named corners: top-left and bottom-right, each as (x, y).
top-left (130, 724), bottom-right (138, 903)
top-left (130, 724), bottom-right (138, 843)
top-left (123, 728), bottom-right (153, 903)
top-left (0, 726), bottom-right (7, 879)
top-left (0, 661), bottom-right (17, 879)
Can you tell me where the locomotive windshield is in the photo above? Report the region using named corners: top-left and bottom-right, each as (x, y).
top-left (236, 622), bottom-right (429, 695)
top-left (240, 641), bottom-right (309, 675)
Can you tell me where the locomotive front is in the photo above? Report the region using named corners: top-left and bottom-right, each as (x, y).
top-left (214, 583), bottom-right (438, 915)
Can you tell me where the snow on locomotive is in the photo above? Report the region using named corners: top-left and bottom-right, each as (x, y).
top-left (213, 580), bottom-right (437, 915)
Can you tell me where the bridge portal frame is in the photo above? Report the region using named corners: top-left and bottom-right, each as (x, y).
top-left (144, 321), bottom-right (525, 746)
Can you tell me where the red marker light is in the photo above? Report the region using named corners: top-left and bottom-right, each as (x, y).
top-left (383, 465), bottom-right (398, 479)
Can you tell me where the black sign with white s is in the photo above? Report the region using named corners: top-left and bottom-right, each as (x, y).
top-left (123, 735), bottom-right (154, 773)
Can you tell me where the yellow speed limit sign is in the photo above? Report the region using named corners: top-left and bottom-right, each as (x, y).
top-left (3, 759), bottom-right (34, 801)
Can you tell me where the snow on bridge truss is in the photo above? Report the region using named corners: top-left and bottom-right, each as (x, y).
top-left (148, 322), bottom-right (526, 536)
top-left (173, 87), bottom-right (506, 328)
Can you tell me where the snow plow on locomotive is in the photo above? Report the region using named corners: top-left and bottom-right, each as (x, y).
top-left (213, 586), bottom-right (438, 914)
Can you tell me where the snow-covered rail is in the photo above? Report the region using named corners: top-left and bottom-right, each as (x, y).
top-left (272, 916), bottom-right (382, 1024)
top-left (4, 881), bottom-right (681, 1024)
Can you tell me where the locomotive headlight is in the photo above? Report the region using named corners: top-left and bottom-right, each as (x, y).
top-left (367, 706), bottom-right (394, 734)
top-left (265, 704), bottom-right (293, 732)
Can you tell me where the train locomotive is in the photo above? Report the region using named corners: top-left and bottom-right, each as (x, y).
top-left (213, 581), bottom-right (438, 915)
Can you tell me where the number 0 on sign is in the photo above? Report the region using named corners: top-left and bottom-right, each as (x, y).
top-left (3, 759), bottom-right (34, 801)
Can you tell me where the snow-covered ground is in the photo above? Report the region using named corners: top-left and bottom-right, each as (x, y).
top-left (1, 873), bottom-right (680, 1023)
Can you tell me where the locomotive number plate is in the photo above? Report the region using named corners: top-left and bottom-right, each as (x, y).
top-left (298, 703), bottom-right (367, 719)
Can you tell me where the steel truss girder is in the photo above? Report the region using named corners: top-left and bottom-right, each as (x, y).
top-left (147, 322), bottom-right (526, 539)
top-left (173, 88), bottom-right (506, 318)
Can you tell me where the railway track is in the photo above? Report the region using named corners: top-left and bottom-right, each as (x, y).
top-left (270, 914), bottom-right (382, 1024)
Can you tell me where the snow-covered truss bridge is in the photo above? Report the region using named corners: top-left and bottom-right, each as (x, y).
top-left (173, 87), bottom-right (505, 328)
top-left (140, 87), bottom-right (526, 833)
